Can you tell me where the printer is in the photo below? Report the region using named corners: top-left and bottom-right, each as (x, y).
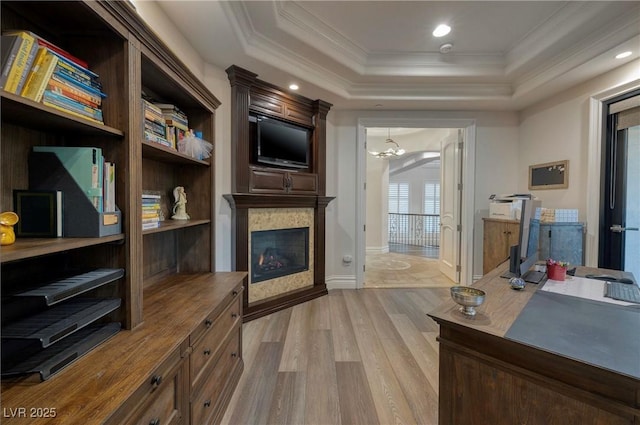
top-left (489, 194), bottom-right (537, 220)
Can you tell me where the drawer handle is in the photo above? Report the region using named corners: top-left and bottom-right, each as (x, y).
top-left (204, 349), bottom-right (211, 356)
top-left (231, 313), bottom-right (238, 319)
top-left (204, 400), bottom-right (212, 408)
top-left (231, 352), bottom-right (238, 358)
top-left (149, 419), bottom-right (160, 425)
top-left (232, 290), bottom-right (239, 297)
top-left (150, 375), bottom-right (162, 387)
top-left (205, 319), bottom-right (213, 328)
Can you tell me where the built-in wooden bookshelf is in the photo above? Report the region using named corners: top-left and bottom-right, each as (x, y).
top-left (1, 1), bottom-right (243, 423)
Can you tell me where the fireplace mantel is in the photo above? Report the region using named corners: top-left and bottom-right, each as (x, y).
top-left (224, 194), bottom-right (334, 209)
top-left (224, 194), bottom-right (334, 321)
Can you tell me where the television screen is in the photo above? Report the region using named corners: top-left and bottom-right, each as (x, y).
top-left (256, 116), bottom-right (310, 168)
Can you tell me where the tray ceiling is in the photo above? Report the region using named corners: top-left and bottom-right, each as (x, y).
top-left (156, 1), bottom-right (640, 110)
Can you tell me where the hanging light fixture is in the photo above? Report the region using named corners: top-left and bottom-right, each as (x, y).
top-left (369, 128), bottom-right (406, 158)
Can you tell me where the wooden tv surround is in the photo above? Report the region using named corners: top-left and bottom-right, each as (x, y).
top-left (1, 1), bottom-right (244, 424)
top-left (225, 65), bottom-right (333, 321)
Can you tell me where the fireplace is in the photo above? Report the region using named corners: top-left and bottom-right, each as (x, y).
top-left (251, 227), bottom-right (309, 283)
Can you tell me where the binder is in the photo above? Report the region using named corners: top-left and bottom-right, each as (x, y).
top-left (28, 149), bottom-right (120, 237)
top-left (32, 146), bottom-right (103, 211)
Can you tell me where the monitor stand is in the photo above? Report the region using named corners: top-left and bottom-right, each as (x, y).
top-left (501, 270), bottom-right (518, 279)
top-left (500, 246), bottom-right (521, 279)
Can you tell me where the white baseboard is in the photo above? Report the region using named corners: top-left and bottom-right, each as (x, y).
top-left (326, 275), bottom-right (357, 290)
top-left (366, 246), bottom-right (389, 254)
top-left (472, 274), bottom-right (484, 283)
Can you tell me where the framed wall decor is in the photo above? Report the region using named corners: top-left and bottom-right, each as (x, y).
top-left (529, 160), bottom-right (569, 190)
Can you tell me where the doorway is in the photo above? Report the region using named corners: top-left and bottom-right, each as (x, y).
top-left (355, 118), bottom-right (476, 290)
top-left (599, 91), bottom-right (640, 277)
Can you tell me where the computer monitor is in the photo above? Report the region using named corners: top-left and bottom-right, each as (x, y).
top-left (501, 198), bottom-right (541, 279)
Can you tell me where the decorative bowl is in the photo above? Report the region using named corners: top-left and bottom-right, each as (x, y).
top-left (450, 286), bottom-right (486, 316)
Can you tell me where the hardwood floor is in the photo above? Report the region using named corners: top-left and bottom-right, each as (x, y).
top-left (221, 288), bottom-right (449, 425)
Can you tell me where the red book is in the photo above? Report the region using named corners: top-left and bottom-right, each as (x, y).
top-left (3, 30), bottom-right (89, 69)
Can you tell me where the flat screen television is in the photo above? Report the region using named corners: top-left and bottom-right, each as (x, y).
top-left (253, 114), bottom-right (311, 169)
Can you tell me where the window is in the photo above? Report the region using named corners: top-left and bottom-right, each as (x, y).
top-left (424, 182), bottom-right (440, 214)
top-left (388, 183), bottom-right (408, 213)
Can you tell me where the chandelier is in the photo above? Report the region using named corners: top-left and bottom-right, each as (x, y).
top-left (368, 129), bottom-right (406, 158)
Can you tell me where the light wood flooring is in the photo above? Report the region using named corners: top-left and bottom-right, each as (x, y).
top-left (220, 287), bottom-right (449, 425)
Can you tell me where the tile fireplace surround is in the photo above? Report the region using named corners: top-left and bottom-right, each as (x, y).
top-left (248, 208), bottom-right (314, 303)
top-left (224, 194), bottom-right (334, 321)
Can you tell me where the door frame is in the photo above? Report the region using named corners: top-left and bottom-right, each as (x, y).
top-left (586, 80), bottom-right (640, 266)
top-left (355, 117), bottom-right (476, 289)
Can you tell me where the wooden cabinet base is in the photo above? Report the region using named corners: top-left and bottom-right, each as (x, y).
top-left (438, 339), bottom-right (635, 425)
top-left (0, 273), bottom-right (246, 425)
top-left (243, 284), bottom-right (327, 322)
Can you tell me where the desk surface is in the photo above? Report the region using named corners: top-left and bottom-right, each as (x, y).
top-left (428, 264), bottom-right (640, 379)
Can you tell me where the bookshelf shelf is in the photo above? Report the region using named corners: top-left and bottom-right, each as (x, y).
top-left (1, 92), bottom-right (124, 137)
top-left (0, 234), bottom-right (125, 264)
top-left (142, 219), bottom-right (211, 236)
top-left (141, 140), bottom-right (210, 166)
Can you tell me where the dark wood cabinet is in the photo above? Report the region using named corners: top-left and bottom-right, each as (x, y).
top-left (250, 87), bottom-right (313, 126)
top-left (122, 346), bottom-right (188, 425)
top-left (226, 66), bottom-right (333, 322)
top-left (1, 2), bottom-right (243, 424)
top-left (430, 267), bottom-right (639, 425)
top-left (249, 167), bottom-right (318, 194)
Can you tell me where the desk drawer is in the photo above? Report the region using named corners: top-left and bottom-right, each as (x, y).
top-left (191, 329), bottom-right (241, 425)
top-left (191, 295), bottom-right (241, 391)
top-left (107, 344), bottom-right (186, 425)
top-left (190, 286), bottom-right (241, 345)
top-left (127, 359), bottom-right (187, 425)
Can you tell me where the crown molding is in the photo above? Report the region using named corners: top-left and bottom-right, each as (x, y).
top-left (275, 1), bottom-right (368, 74)
top-left (219, 0), bottom-right (640, 110)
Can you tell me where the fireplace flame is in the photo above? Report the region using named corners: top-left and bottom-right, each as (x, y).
top-left (258, 253), bottom-right (264, 266)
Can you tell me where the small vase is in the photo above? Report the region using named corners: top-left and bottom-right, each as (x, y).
top-left (547, 264), bottom-right (567, 281)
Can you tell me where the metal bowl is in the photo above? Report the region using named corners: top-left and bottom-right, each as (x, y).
top-left (450, 286), bottom-right (486, 316)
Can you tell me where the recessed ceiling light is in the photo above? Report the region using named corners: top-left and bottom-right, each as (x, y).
top-left (439, 43), bottom-right (454, 54)
top-left (289, 84), bottom-right (299, 90)
top-left (433, 24), bottom-right (451, 38)
top-left (615, 51), bottom-right (632, 59)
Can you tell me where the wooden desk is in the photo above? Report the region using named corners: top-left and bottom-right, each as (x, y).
top-left (428, 265), bottom-right (640, 425)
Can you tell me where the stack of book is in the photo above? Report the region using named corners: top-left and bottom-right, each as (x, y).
top-left (154, 103), bottom-right (189, 151)
top-left (141, 193), bottom-right (161, 230)
top-left (1, 30), bottom-right (106, 125)
top-left (142, 99), bottom-right (171, 148)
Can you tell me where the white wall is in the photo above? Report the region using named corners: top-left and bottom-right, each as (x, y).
top-left (327, 110), bottom-right (520, 284)
top-left (365, 155), bottom-right (389, 252)
top-left (518, 59), bottom-right (640, 265)
top-left (519, 59), bottom-right (640, 217)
